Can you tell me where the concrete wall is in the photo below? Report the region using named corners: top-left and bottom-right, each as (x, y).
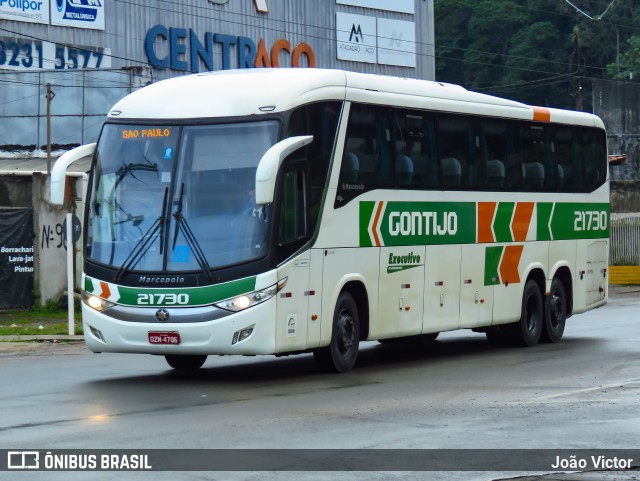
top-left (0, 174), bottom-right (83, 306)
top-left (32, 174), bottom-right (85, 306)
top-left (593, 80), bottom-right (640, 212)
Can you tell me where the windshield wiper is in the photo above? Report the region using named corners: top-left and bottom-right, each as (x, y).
top-left (115, 162), bottom-right (158, 186)
top-left (171, 183), bottom-right (215, 280)
top-left (114, 187), bottom-right (169, 280)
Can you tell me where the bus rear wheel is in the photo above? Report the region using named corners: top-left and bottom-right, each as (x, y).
top-left (165, 354), bottom-right (208, 370)
top-left (314, 292), bottom-right (360, 373)
top-left (541, 277), bottom-right (567, 343)
top-left (515, 280), bottom-right (543, 347)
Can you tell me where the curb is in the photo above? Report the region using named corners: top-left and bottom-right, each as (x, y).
top-left (0, 335), bottom-right (84, 343)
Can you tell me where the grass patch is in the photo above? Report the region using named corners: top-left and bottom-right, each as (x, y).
top-left (0, 306), bottom-right (82, 336)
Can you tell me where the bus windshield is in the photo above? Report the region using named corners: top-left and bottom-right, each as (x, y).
top-left (86, 120), bottom-right (280, 274)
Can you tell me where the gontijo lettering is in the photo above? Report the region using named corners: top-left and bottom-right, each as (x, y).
top-left (389, 211), bottom-right (458, 237)
top-left (122, 128), bottom-right (171, 139)
top-left (0, 0), bottom-right (44, 12)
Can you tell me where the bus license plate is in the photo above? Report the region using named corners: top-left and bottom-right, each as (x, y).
top-left (148, 331), bottom-right (180, 345)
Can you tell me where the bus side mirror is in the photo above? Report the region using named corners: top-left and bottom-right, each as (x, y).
top-left (50, 143), bottom-right (96, 205)
top-left (255, 135), bottom-right (313, 205)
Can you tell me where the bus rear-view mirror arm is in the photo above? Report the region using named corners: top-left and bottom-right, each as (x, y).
top-left (50, 143), bottom-right (97, 205)
top-left (255, 135), bottom-right (313, 205)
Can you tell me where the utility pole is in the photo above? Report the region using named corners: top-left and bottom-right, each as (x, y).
top-left (46, 83), bottom-right (55, 175)
top-left (571, 27), bottom-right (583, 111)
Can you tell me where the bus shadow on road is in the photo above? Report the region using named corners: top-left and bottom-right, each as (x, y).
top-left (86, 332), bottom-right (603, 389)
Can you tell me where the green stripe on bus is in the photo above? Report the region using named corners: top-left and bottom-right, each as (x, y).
top-left (484, 246), bottom-right (503, 286)
top-left (360, 201), bottom-right (376, 248)
top-left (494, 202), bottom-right (515, 243)
top-left (85, 277), bottom-right (94, 293)
top-left (361, 201), bottom-right (476, 247)
top-left (537, 203), bottom-right (553, 241)
top-left (86, 276), bottom-right (257, 307)
top-left (537, 202), bottom-right (609, 240)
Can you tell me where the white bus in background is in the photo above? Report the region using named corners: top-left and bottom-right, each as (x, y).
top-left (51, 69), bottom-right (609, 372)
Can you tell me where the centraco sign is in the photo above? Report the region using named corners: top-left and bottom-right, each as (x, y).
top-left (145, 25), bottom-right (316, 72)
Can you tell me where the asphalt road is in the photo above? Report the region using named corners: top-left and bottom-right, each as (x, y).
top-left (1, 287), bottom-right (639, 481)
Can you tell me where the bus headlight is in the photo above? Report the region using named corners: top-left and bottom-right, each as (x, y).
top-left (214, 278), bottom-right (286, 312)
top-left (82, 291), bottom-right (115, 312)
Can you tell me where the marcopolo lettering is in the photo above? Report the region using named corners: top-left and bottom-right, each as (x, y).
top-left (389, 211), bottom-right (458, 237)
top-left (0, 0), bottom-right (44, 12)
top-left (138, 276), bottom-right (185, 284)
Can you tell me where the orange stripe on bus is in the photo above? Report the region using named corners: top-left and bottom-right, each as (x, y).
top-left (532, 106), bottom-right (551, 122)
top-left (99, 281), bottom-right (111, 300)
top-left (511, 202), bottom-right (534, 242)
top-left (500, 245), bottom-right (524, 285)
top-left (477, 202), bottom-right (497, 243)
top-left (372, 201), bottom-right (385, 247)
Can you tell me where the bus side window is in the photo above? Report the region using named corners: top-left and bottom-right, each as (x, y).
top-left (579, 128), bottom-right (607, 191)
top-left (518, 124), bottom-right (550, 191)
top-left (277, 168), bottom-right (308, 263)
top-left (336, 103), bottom-right (391, 206)
top-left (438, 113), bottom-right (472, 189)
top-left (480, 119), bottom-right (509, 189)
top-left (393, 109), bottom-right (439, 189)
top-left (286, 101), bottom-right (341, 228)
top-left (554, 126), bottom-right (574, 191)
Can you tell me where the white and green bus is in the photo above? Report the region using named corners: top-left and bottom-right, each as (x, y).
top-left (51, 69), bottom-right (609, 372)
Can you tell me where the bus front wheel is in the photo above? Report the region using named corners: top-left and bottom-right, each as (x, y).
top-left (314, 292), bottom-right (360, 373)
top-left (165, 354), bottom-right (208, 370)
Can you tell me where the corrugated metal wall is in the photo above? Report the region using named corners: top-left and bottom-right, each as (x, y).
top-left (610, 214), bottom-right (640, 266)
top-left (0, 0), bottom-right (435, 149)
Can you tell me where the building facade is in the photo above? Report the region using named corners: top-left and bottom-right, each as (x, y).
top-left (0, 0), bottom-right (434, 307)
top-left (1, 0), bottom-right (436, 150)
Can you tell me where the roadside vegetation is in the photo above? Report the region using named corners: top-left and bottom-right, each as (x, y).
top-left (0, 301), bottom-right (82, 336)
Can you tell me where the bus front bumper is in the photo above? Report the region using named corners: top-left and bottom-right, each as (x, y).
top-left (81, 300), bottom-right (277, 356)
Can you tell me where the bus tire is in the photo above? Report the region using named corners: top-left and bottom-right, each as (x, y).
top-left (165, 354), bottom-right (208, 370)
top-left (541, 277), bottom-right (567, 343)
top-left (516, 279), bottom-right (543, 347)
top-left (314, 292), bottom-right (360, 373)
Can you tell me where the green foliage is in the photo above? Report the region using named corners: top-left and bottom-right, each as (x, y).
top-left (434, 0), bottom-right (640, 109)
top-left (608, 36), bottom-right (640, 80)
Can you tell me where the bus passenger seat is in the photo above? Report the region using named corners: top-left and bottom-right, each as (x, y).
top-left (396, 154), bottom-right (414, 186)
top-left (342, 151), bottom-right (359, 183)
top-left (557, 164), bottom-right (572, 190)
top-left (486, 159), bottom-right (505, 188)
top-left (441, 157), bottom-right (461, 187)
top-left (522, 162), bottom-right (545, 190)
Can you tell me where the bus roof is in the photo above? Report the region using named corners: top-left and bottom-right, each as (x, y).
top-left (108, 69), bottom-right (604, 129)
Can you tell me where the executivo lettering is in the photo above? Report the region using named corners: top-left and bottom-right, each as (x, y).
top-left (387, 251), bottom-right (422, 273)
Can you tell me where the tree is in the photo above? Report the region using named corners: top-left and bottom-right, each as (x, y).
top-left (434, 0), bottom-right (640, 110)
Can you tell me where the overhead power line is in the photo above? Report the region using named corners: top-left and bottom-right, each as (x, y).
top-left (563, 0), bottom-right (617, 21)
